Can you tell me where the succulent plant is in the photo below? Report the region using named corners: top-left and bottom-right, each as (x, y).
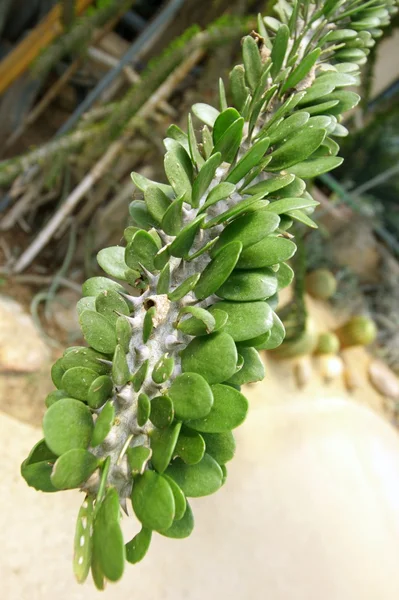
top-left (21, 0), bottom-right (398, 588)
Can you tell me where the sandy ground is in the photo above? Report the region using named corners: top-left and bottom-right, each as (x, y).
top-left (3, 389), bottom-right (399, 600)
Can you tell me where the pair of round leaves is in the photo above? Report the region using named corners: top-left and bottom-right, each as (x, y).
top-left (43, 398), bottom-right (94, 456)
top-left (132, 470), bottom-right (177, 532)
top-left (168, 372), bottom-right (213, 421)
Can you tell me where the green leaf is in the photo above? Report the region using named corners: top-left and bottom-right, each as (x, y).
top-left (305, 99), bottom-right (340, 115)
top-left (137, 393), bottom-right (151, 427)
top-left (131, 172), bottom-right (174, 198)
top-left (218, 77), bottom-right (228, 111)
top-left (125, 229), bottom-right (159, 273)
top-left (194, 241), bottom-right (243, 301)
top-left (227, 347), bottom-right (265, 385)
top-left (164, 145), bottom-right (193, 204)
top-left (282, 47), bottom-right (321, 92)
top-left (95, 289), bottom-right (130, 326)
top-left (181, 332), bottom-right (238, 385)
top-left (266, 196), bottom-right (318, 214)
top-left (317, 71), bottom-right (358, 87)
top-left (161, 195), bottom-right (184, 235)
top-left (202, 431), bottom-right (236, 465)
top-left (76, 296), bottom-right (96, 316)
top-left (274, 176), bottom-right (306, 198)
top-left (112, 344), bottom-right (130, 386)
top-left (237, 236), bottom-right (296, 269)
top-left (229, 64), bottom-right (249, 111)
top-left (271, 24), bottom-right (289, 77)
top-left (191, 152), bottom-right (222, 207)
top-left (169, 214), bottom-right (204, 258)
top-left (187, 384), bottom-right (248, 433)
top-left (277, 262), bottom-right (294, 290)
top-left (21, 439), bottom-right (58, 493)
top-left (199, 182), bottom-right (236, 213)
top-left (93, 487), bottom-right (125, 582)
top-left (268, 128), bottom-right (326, 171)
top-left (168, 373), bottom-right (214, 420)
top-left (144, 185), bottom-right (171, 224)
top-left (178, 308), bottom-right (227, 337)
top-left (203, 194), bottom-right (269, 230)
top-left (257, 91), bottom-right (306, 135)
top-left (126, 527), bottom-right (152, 564)
top-left (287, 208), bottom-right (317, 227)
top-left (288, 156), bottom-right (343, 177)
top-left (255, 312), bottom-right (285, 349)
top-left (157, 262), bottom-right (170, 295)
top-left (226, 137), bottom-right (270, 185)
top-left (177, 306), bottom-right (216, 335)
top-left (80, 310), bottom-right (117, 354)
top-left (97, 246), bottom-right (129, 281)
top-left (212, 117), bottom-right (244, 163)
top-left (43, 398), bottom-right (94, 456)
top-left (51, 359), bottom-right (66, 388)
top-left (129, 200), bottom-right (157, 229)
top-left (62, 346), bottom-right (110, 375)
top-left (82, 276), bottom-right (125, 298)
top-left (267, 112), bottom-right (311, 144)
top-left (243, 173), bottom-right (295, 195)
top-left (91, 540), bottom-right (105, 590)
top-left (212, 211), bottom-right (280, 255)
top-left (297, 81), bottom-right (336, 106)
top-left (51, 448), bottom-right (99, 490)
top-left (209, 300), bottom-right (273, 342)
top-left (216, 267), bottom-right (278, 302)
top-left (87, 375), bottom-right (113, 409)
top-left (150, 395), bottom-right (174, 429)
top-left (166, 124), bottom-right (189, 152)
top-left (59, 366), bottom-right (97, 402)
top-left (159, 501), bottom-right (194, 539)
top-left (116, 317), bottom-right (131, 353)
top-left (152, 354), bottom-right (175, 384)
top-left (321, 90), bottom-right (360, 115)
top-left (168, 273), bottom-right (200, 302)
top-left (73, 496), bottom-right (94, 583)
top-left (242, 35), bottom-right (262, 90)
top-left (91, 401), bottom-right (115, 447)
top-left (202, 125), bottom-right (214, 158)
top-left (124, 226), bottom-right (139, 243)
top-left (127, 446), bottom-right (152, 476)
top-left (175, 427), bottom-right (205, 465)
top-left (192, 103), bottom-right (220, 127)
top-left (165, 454), bottom-right (223, 497)
top-left (151, 422), bottom-right (182, 474)
top-left (213, 108), bottom-right (241, 145)
top-left (143, 306), bottom-right (155, 343)
top-left (162, 473), bottom-right (186, 520)
top-left (45, 389), bottom-right (68, 408)
top-left (131, 359), bottom-right (149, 392)
top-left (132, 470), bottom-right (175, 532)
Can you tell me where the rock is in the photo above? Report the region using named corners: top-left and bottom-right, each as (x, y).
top-left (369, 359), bottom-right (399, 400)
top-left (331, 218), bottom-right (380, 283)
top-left (50, 290), bottom-right (81, 337)
top-left (0, 295), bottom-right (50, 373)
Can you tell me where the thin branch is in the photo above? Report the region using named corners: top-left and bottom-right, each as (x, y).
top-left (12, 48), bottom-right (206, 274)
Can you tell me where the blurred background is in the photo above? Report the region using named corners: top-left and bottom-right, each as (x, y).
top-left (1, 1), bottom-right (399, 598)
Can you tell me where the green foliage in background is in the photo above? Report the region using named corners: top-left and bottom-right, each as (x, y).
top-left (21, 0), bottom-right (398, 589)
